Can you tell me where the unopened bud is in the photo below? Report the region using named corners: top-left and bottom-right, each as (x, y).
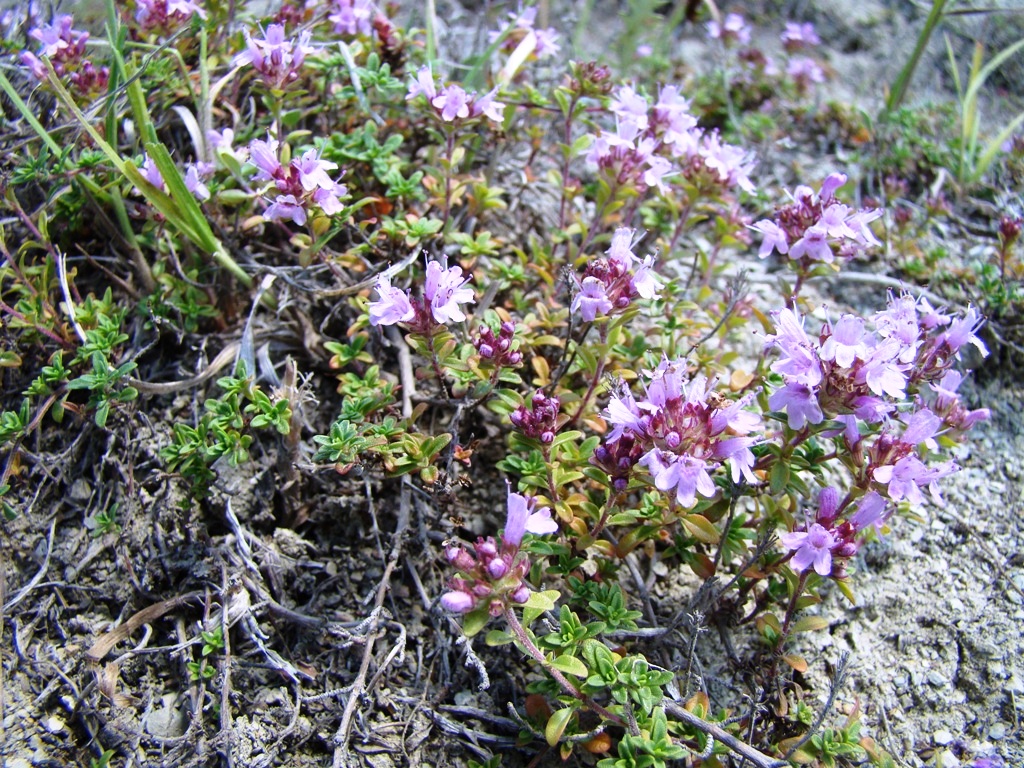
top-left (441, 591), bottom-right (475, 613)
top-left (479, 343), bottom-right (494, 359)
top-left (486, 558), bottom-right (510, 580)
top-left (510, 585), bottom-right (531, 604)
top-left (446, 546), bottom-right (476, 571)
top-left (540, 431), bottom-right (555, 444)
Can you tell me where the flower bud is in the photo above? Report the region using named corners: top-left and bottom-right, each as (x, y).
top-left (479, 343), bottom-right (494, 359)
top-left (665, 431), bottom-right (681, 449)
top-left (476, 539), bottom-right (498, 558)
top-left (446, 546), bottom-right (476, 572)
top-left (501, 321), bottom-right (516, 335)
top-left (540, 431), bottom-right (555, 444)
top-left (440, 591), bottom-right (476, 613)
top-left (486, 558), bottom-right (510, 580)
top-left (473, 583), bottom-right (493, 598)
top-left (510, 585), bottom-right (531, 604)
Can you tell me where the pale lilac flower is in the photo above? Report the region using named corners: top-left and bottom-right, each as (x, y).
top-left (873, 456), bottom-right (955, 507)
top-left (768, 307), bottom-right (823, 387)
top-left (235, 24), bottom-right (313, 89)
top-left (488, 7), bottom-right (560, 58)
top-left (185, 164), bottom-right (210, 201)
top-left (368, 273), bottom-right (415, 326)
top-left (295, 149), bottom-right (340, 192)
top-left (769, 382), bottom-right (823, 430)
top-left (503, 485), bottom-right (558, 546)
top-left (264, 194), bottom-right (307, 225)
top-left (750, 219), bottom-right (789, 258)
top-left (639, 450), bottom-right (717, 508)
top-left (848, 491), bottom-right (889, 531)
top-left (781, 523), bottom-right (837, 575)
top-left (139, 154), bottom-right (166, 190)
top-left (470, 89), bottom-right (506, 124)
top-left (424, 260), bottom-right (475, 324)
top-left (707, 12), bottom-right (751, 46)
top-left (820, 315), bottom-right (866, 368)
top-left (698, 132), bottom-right (756, 193)
top-left (941, 306), bottom-right (988, 357)
top-left (571, 277), bottom-right (613, 321)
top-left (432, 85), bottom-right (471, 121)
top-left (789, 224), bottom-right (834, 262)
top-left (858, 338), bottom-right (907, 399)
top-left (406, 65), bottom-right (436, 101)
top-left (786, 57), bottom-right (825, 90)
top-left (208, 128), bottom-right (248, 163)
top-left (249, 139), bottom-right (282, 181)
top-left (781, 21), bottom-right (820, 51)
top-left (611, 86), bottom-right (650, 134)
top-left (328, 0), bottom-right (374, 37)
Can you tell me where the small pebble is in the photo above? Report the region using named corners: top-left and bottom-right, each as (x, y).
top-left (927, 671), bottom-right (947, 686)
top-left (44, 716), bottom-right (66, 734)
top-left (938, 750), bottom-right (960, 768)
top-left (933, 729), bottom-right (954, 745)
top-left (989, 722), bottom-right (1006, 740)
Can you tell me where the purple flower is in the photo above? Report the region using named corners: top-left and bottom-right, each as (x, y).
top-left (750, 219), bottom-right (789, 258)
top-left (873, 456), bottom-right (956, 507)
top-left (235, 24), bottom-right (313, 89)
top-left (769, 382), bottom-right (823, 430)
top-left (264, 194), bottom-right (307, 225)
top-left (328, 0), bottom-right (375, 37)
top-left (941, 306), bottom-right (988, 357)
top-left (820, 315), bottom-right (866, 368)
top-left (780, 523), bottom-right (837, 575)
top-left (249, 138), bottom-right (282, 181)
top-left (572, 276), bottom-right (614, 321)
top-left (707, 13), bottom-right (751, 46)
top-left (368, 273), bottom-right (416, 326)
top-left (407, 65), bottom-right (437, 101)
top-left (639, 450), bottom-right (717, 508)
top-left (432, 85), bottom-right (471, 122)
top-left (185, 164), bottom-right (210, 201)
top-left (503, 485), bottom-right (558, 547)
top-left (848, 491), bottom-right (889, 531)
top-left (768, 307), bottom-right (823, 387)
top-left (781, 21), bottom-right (820, 51)
top-left (424, 261), bottom-right (475, 324)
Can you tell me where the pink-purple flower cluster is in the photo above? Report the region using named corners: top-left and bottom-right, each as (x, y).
top-left (510, 391), bottom-right (561, 444)
top-left (474, 321), bottom-right (523, 367)
top-left (134, 0), bottom-right (206, 35)
top-left (135, 154), bottom-right (212, 201)
top-left (570, 228), bottom-right (662, 322)
top-left (781, 21), bottom-right (821, 52)
top-left (601, 359), bottom-right (761, 508)
top-left (750, 172), bottom-right (881, 266)
top-left (328, 0), bottom-right (375, 37)
top-left (20, 15), bottom-right (109, 99)
top-left (766, 295), bottom-right (989, 435)
top-left (406, 67), bottom-right (505, 125)
top-left (766, 296), bottom-right (989, 514)
top-left (706, 12), bottom-right (751, 47)
top-left (368, 260), bottom-right (475, 329)
top-left (234, 24), bottom-right (314, 90)
top-left (780, 487), bottom-right (890, 576)
top-left (487, 6), bottom-right (560, 59)
top-left (588, 84), bottom-right (756, 195)
top-left (247, 139), bottom-right (347, 225)
top-left (441, 485), bottom-right (558, 614)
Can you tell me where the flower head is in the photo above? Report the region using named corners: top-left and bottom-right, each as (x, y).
top-left (780, 523), bottom-right (837, 575)
top-left (368, 273), bottom-right (415, 326)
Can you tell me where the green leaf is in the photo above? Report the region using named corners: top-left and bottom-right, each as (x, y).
top-left (549, 654), bottom-right (588, 678)
top-left (792, 615), bottom-right (831, 633)
top-left (485, 630), bottom-right (513, 646)
top-left (522, 589), bottom-right (559, 626)
top-left (462, 607), bottom-right (490, 637)
top-left (545, 707), bottom-right (573, 747)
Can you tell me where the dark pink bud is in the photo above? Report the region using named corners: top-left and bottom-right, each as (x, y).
top-left (508, 352), bottom-right (522, 365)
top-left (473, 583), bottom-right (493, 598)
top-left (665, 431), bottom-right (681, 449)
top-left (540, 431), bottom-right (555, 444)
top-left (446, 546), bottom-right (476, 571)
top-left (479, 343), bottom-right (494, 358)
top-left (476, 539), bottom-right (498, 558)
top-left (510, 585), bottom-right (531, 604)
top-left (501, 321), bottom-right (516, 335)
